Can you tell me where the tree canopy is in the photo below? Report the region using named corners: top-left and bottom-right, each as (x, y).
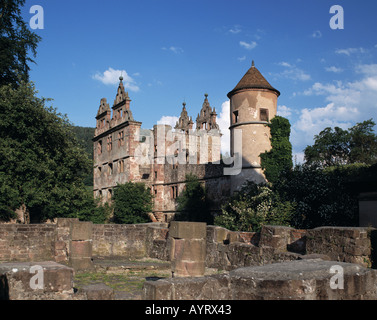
top-left (175, 174), bottom-right (213, 224)
top-left (0, 81), bottom-right (96, 222)
top-left (112, 182), bottom-right (153, 224)
top-left (0, 0), bottom-right (41, 86)
top-left (304, 119), bottom-right (377, 167)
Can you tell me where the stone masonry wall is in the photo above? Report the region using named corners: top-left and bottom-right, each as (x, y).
top-left (0, 224), bottom-right (57, 262)
top-left (0, 219), bottom-right (376, 273)
top-left (92, 223), bottom-right (154, 258)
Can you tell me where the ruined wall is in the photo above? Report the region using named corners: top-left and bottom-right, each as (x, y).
top-left (0, 219), bottom-right (375, 273)
top-left (92, 223), bottom-right (149, 258)
top-left (0, 224), bottom-right (57, 262)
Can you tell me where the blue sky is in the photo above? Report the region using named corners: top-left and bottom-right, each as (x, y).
top-left (23, 0), bottom-right (377, 161)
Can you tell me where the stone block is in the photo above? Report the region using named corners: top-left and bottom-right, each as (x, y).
top-left (80, 283), bottom-right (114, 300)
top-left (229, 259), bottom-right (377, 300)
top-left (71, 222), bottom-right (93, 241)
top-left (56, 218), bottom-right (79, 228)
top-left (172, 260), bottom-right (205, 277)
top-left (171, 238), bottom-right (206, 262)
top-left (143, 280), bottom-right (173, 300)
top-left (69, 257), bottom-right (93, 271)
top-left (169, 221), bottom-right (206, 239)
top-left (70, 240), bottom-right (92, 258)
top-left (0, 261), bottom-right (74, 300)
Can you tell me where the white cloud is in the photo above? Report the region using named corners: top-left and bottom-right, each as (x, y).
top-left (162, 46), bottom-right (184, 54)
top-left (216, 100), bottom-right (231, 155)
top-left (291, 63), bottom-right (377, 160)
top-left (93, 67), bottom-right (140, 92)
top-left (277, 105), bottom-right (292, 117)
top-left (311, 30), bottom-right (322, 38)
top-left (157, 116), bottom-right (179, 128)
top-left (325, 66), bottom-right (343, 73)
top-left (355, 63), bottom-right (377, 75)
top-left (278, 61), bottom-right (293, 68)
top-left (229, 25), bottom-right (242, 34)
top-left (237, 56), bottom-right (246, 62)
top-left (275, 61), bottom-right (311, 81)
top-left (335, 47), bottom-right (366, 56)
top-left (239, 41), bottom-right (257, 50)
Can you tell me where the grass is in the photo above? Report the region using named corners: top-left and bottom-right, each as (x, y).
top-left (73, 269), bottom-right (170, 293)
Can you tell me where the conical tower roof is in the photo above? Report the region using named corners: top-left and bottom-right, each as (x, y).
top-left (227, 61), bottom-right (280, 98)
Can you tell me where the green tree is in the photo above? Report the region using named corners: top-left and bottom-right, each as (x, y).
top-left (112, 182), bottom-right (153, 224)
top-left (0, 0), bottom-right (41, 86)
top-left (304, 119), bottom-right (377, 167)
top-left (260, 116), bottom-right (293, 184)
top-left (175, 174), bottom-right (213, 224)
top-left (0, 81), bottom-right (97, 222)
top-left (349, 119), bottom-right (377, 164)
top-left (276, 163), bottom-right (364, 229)
top-left (214, 181), bottom-right (295, 232)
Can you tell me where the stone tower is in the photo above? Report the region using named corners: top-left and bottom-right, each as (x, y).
top-left (227, 61), bottom-right (280, 192)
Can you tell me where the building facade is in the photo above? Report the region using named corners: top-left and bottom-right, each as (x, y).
top-left (93, 62), bottom-right (280, 222)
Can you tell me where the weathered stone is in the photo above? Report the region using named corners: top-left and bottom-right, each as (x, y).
top-left (80, 283), bottom-right (114, 300)
top-left (70, 240), bottom-right (92, 258)
top-left (0, 261), bottom-right (75, 300)
top-left (71, 221), bottom-right (93, 241)
top-left (229, 259), bottom-right (377, 300)
top-left (169, 221), bottom-right (207, 240)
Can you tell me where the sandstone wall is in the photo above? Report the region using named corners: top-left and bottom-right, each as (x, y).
top-left (0, 219), bottom-right (376, 273)
top-left (0, 224), bottom-right (57, 262)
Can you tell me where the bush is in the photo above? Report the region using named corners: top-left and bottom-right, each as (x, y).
top-left (275, 163), bottom-right (366, 229)
top-left (112, 182), bottom-right (153, 224)
top-left (215, 181), bottom-right (295, 232)
top-left (175, 174), bottom-right (213, 224)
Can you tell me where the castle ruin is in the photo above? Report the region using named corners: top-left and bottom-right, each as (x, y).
top-left (93, 61), bottom-right (280, 222)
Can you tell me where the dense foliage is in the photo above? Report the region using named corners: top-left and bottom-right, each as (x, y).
top-left (175, 174), bottom-right (213, 224)
top-left (214, 181), bottom-right (295, 232)
top-left (71, 126), bottom-right (95, 186)
top-left (112, 182), bottom-right (153, 224)
top-left (260, 116), bottom-right (293, 184)
top-left (0, 81), bottom-right (104, 222)
top-left (275, 163), bottom-right (365, 229)
top-left (0, 0), bottom-right (41, 86)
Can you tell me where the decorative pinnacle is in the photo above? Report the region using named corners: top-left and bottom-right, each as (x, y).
top-left (119, 75), bottom-right (124, 81)
top-left (182, 102), bottom-right (186, 107)
top-left (252, 60), bottom-right (255, 67)
top-left (204, 93), bottom-right (208, 98)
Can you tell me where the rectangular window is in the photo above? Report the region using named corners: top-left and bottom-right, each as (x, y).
top-left (117, 131), bottom-right (124, 147)
top-left (233, 111), bottom-right (239, 123)
top-left (97, 141), bottom-right (102, 154)
top-left (171, 185), bottom-right (178, 199)
top-left (107, 136), bottom-right (112, 151)
top-left (260, 108), bottom-right (269, 122)
top-left (108, 163), bottom-right (113, 175)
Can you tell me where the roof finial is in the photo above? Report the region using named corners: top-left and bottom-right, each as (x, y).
top-left (204, 93), bottom-right (208, 99)
top-left (252, 60), bottom-right (255, 67)
top-left (119, 72), bottom-right (123, 82)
